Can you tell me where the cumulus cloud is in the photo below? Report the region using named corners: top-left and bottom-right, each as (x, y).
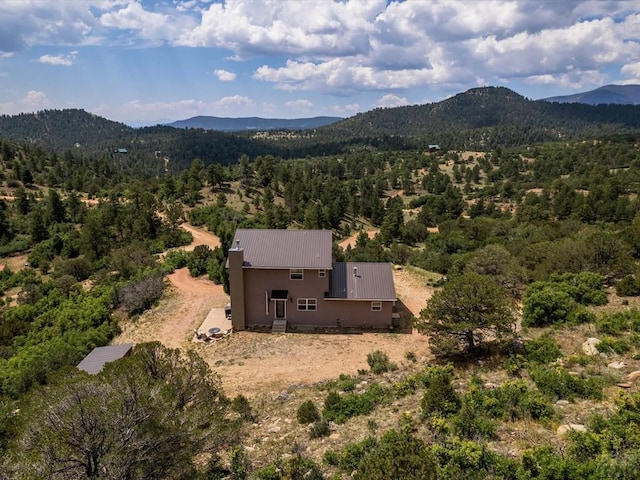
top-left (0, 90), bottom-right (51, 115)
top-left (376, 94), bottom-right (410, 108)
top-left (214, 69), bottom-right (236, 81)
top-left (0, 1), bottom-right (95, 52)
top-left (179, 0), bottom-right (383, 57)
top-left (284, 99), bottom-right (313, 112)
top-left (38, 51), bottom-right (77, 66)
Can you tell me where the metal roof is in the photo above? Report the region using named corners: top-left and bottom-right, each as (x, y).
top-left (231, 229), bottom-right (333, 269)
top-left (77, 344), bottom-right (133, 374)
top-left (329, 262), bottom-right (396, 301)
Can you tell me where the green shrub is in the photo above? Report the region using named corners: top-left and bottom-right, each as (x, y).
top-left (523, 334), bottom-right (563, 364)
top-left (616, 275), bottom-right (640, 296)
top-left (420, 365), bottom-right (460, 419)
top-left (522, 286), bottom-right (577, 327)
top-left (596, 309), bottom-right (640, 335)
top-left (452, 396), bottom-right (498, 440)
top-left (366, 350), bottom-right (397, 374)
top-left (297, 400), bottom-right (321, 425)
top-left (353, 430), bottom-right (438, 480)
top-left (335, 437), bottom-right (377, 473)
top-left (309, 419), bottom-right (331, 439)
top-left (528, 364), bottom-right (603, 401)
top-left (323, 384), bottom-right (390, 424)
top-left (596, 336), bottom-right (632, 355)
top-left (231, 394), bottom-right (255, 422)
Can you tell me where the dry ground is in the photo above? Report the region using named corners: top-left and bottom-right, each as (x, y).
top-left (115, 223), bottom-right (436, 397)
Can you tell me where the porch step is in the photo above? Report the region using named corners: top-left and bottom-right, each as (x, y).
top-left (271, 319), bottom-right (287, 333)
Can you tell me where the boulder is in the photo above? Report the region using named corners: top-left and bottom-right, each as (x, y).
top-left (608, 361), bottom-right (626, 369)
top-left (582, 338), bottom-right (601, 356)
top-left (557, 424), bottom-right (586, 438)
top-left (627, 370), bottom-right (640, 382)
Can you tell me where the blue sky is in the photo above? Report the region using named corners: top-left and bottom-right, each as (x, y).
top-left (1, 0), bottom-right (639, 126)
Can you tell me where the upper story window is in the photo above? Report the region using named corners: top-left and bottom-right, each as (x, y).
top-left (318, 269), bottom-right (326, 278)
top-left (290, 268), bottom-right (304, 280)
top-left (371, 301), bottom-right (382, 311)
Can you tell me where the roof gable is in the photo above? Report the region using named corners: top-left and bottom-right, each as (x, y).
top-left (330, 262), bottom-right (396, 301)
top-left (232, 229), bottom-right (333, 269)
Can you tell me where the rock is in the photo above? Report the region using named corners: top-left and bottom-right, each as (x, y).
top-left (275, 392), bottom-right (290, 402)
top-left (555, 400), bottom-right (570, 406)
top-left (582, 338), bottom-right (601, 356)
top-left (484, 382), bottom-right (498, 390)
top-left (557, 424), bottom-right (586, 437)
top-left (268, 425), bottom-right (281, 433)
top-left (608, 361), bottom-right (626, 369)
top-left (329, 433), bottom-right (340, 440)
top-left (617, 382), bottom-right (633, 389)
top-left (628, 370), bottom-right (640, 382)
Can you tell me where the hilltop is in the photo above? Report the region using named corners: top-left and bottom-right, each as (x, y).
top-left (541, 84), bottom-right (640, 105)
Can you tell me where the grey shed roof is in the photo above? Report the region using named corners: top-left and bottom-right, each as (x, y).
top-left (77, 344), bottom-right (133, 374)
top-left (329, 262), bottom-right (396, 301)
top-left (232, 229), bottom-right (333, 269)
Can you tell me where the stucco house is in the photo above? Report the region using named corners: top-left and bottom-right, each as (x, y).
top-left (228, 229), bottom-right (396, 332)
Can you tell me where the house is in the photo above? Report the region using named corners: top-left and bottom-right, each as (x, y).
top-left (77, 343), bottom-right (133, 374)
top-left (228, 229), bottom-right (396, 332)
top-left (428, 144), bottom-right (440, 153)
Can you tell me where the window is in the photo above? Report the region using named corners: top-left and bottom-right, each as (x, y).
top-left (297, 298), bottom-right (317, 311)
top-left (318, 269), bottom-right (326, 278)
top-left (371, 301), bottom-right (382, 311)
top-left (290, 268), bottom-right (303, 280)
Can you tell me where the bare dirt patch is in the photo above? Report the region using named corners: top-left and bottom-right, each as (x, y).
top-left (179, 222), bottom-right (221, 252)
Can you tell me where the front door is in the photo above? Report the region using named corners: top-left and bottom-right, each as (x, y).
top-left (274, 300), bottom-right (286, 319)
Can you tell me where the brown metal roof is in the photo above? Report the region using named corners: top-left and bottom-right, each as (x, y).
top-left (329, 262), bottom-right (396, 301)
top-left (77, 344), bottom-right (133, 374)
top-left (231, 229), bottom-right (333, 269)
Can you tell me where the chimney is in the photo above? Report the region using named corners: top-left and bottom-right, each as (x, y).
top-left (228, 242), bottom-right (245, 330)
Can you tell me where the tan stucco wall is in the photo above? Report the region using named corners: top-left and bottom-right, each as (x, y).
top-left (243, 267), bottom-right (393, 329)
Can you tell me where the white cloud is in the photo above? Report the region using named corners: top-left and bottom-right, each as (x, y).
top-left (215, 95), bottom-right (254, 109)
top-left (214, 69), bottom-right (236, 81)
top-left (38, 51), bottom-right (77, 66)
top-left (284, 99), bottom-right (313, 112)
top-left (180, 0), bottom-right (384, 57)
top-left (376, 94), bottom-right (409, 108)
top-left (621, 62), bottom-right (640, 82)
top-left (0, 90), bottom-right (51, 115)
top-left (0, 1), bottom-right (96, 52)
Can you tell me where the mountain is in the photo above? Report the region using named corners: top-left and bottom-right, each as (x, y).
top-left (0, 109), bottom-right (133, 150)
top-left (541, 84), bottom-right (640, 105)
top-left (320, 86), bottom-right (640, 149)
top-left (165, 115), bottom-right (342, 131)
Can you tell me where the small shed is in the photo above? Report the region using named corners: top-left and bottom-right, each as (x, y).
top-left (77, 343), bottom-right (133, 374)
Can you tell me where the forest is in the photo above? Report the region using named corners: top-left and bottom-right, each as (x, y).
top-left (2, 97), bottom-right (640, 478)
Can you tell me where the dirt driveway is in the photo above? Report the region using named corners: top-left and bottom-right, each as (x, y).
top-left (115, 223), bottom-right (436, 397)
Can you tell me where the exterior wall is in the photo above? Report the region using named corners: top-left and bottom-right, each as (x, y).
top-left (242, 267), bottom-right (393, 329)
top-left (243, 268), bottom-right (331, 327)
top-left (228, 248), bottom-right (246, 330)
top-left (321, 299), bottom-right (393, 329)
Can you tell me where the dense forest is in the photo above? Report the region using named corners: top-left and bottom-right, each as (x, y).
top-left (2, 92), bottom-right (640, 478)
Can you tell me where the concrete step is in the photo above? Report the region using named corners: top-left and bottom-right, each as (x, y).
top-left (271, 319), bottom-right (287, 333)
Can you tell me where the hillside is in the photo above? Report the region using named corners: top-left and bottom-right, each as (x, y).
top-left (542, 84), bottom-right (640, 105)
top-left (4, 87), bottom-right (640, 174)
top-left (321, 86), bottom-right (640, 149)
top-left (166, 115), bottom-right (342, 131)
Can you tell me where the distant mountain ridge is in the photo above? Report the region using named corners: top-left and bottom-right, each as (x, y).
top-left (165, 115), bottom-right (342, 131)
top-left (541, 84), bottom-right (640, 105)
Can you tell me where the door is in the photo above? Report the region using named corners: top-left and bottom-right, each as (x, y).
top-left (275, 299), bottom-right (286, 319)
